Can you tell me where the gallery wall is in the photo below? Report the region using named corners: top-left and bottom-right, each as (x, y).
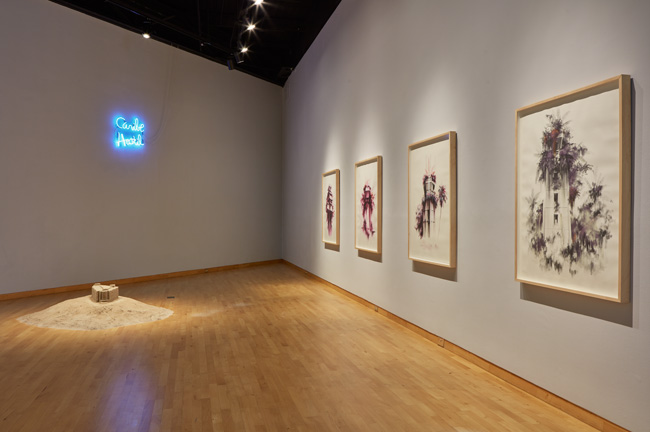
top-left (0, 0), bottom-right (282, 295)
top-left (282, 0), bottom-right (650, 430)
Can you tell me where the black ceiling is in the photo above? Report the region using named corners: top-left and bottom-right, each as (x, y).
top-left (50, 0), bottom-right (341, 86)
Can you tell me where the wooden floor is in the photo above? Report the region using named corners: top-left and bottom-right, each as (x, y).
top-left (0, 263), bottom-right (597, 432)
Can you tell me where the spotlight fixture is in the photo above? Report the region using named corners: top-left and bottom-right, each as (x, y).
top-left (241, 47), bottom-right (248, 53)
top-left (253, 0), bottom-right (263, 5)
top-left (246, 23), bottom-right (256, 31)
top-left (142, 21), bottom-right (152, 39)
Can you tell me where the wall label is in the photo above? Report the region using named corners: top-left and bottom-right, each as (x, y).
top-left (114, 116), bottom-right (145, 147)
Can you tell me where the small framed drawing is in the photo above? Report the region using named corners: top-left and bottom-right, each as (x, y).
top-left (408, 132), bottom-right (457, 267)
top-left (515, 75), bottom-right (631, 302)
top-left (355, 156), bottom-right (382, 253)
top-left (322, 169), bottom-right (340, 245)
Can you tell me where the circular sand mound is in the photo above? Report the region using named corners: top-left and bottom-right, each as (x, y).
top-left (17, 296), bottom-right (173, 331)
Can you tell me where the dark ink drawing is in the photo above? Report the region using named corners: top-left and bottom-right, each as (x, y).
top-left (415, 162), bottom-right (447, 239)
top-left (525, 112), bottom-right (612, 275)
top-left (325, 185), bottom-right (335, 236)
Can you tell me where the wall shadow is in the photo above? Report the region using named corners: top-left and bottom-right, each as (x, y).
top-left (520, 283), bottom-right (632, 327)
top-left (412, 261), bottom-right (457, 282)
top-left (324, 243), bottom-right (340, 252)
top-left (358, 250), bottom-right (382, 262)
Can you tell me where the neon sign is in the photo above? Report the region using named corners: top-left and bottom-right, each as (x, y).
top-left (114, 116), bottom-right (145, 147)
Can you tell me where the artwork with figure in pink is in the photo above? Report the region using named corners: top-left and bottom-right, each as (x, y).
top-left (360, 182), bottom-right (375, 238)
top-left (355, 156), bottom-right (381, 253)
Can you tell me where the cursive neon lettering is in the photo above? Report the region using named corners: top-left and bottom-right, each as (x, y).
top-left (115, 132), bottom-right (144, 147)
top-left (114, 115), bottom-right (145, 148)
top-left (115, 117), bottom-right (145, 133)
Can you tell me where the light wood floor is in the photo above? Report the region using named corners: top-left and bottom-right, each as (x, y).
top-left (0, 263), bottom-right (597, 432)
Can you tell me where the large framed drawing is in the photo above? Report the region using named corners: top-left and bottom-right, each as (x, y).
top-left (322, 169), bottom-right (340, 245)
top-left (408, 132), bottom-right (457, 267)
top-left (355, 156), bottom-right (382, 253)
top-left (515, 75), bottom-right (631, 302)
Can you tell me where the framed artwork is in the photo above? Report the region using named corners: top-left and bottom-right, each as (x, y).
top-left (355, 156), bottom-right (382, 253)
top-left (408, 132), bottom-right (457, 267)
top-left (322, 169), bottom-right (340, 245)
top-left (515, 75), bottom-right (631, 302)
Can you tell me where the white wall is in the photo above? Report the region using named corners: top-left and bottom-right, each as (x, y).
top-left (0, 0), bottom-right (282, 295)
top-left (282, 0), bottom-right (650, 430)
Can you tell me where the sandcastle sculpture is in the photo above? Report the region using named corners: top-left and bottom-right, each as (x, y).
top-left (91, 283), bottom-right (119, 303)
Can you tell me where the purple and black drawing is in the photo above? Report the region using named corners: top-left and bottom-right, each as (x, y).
top-left (525, 112), bottom-right (612, 275)
top-left (325, 185), bottom-right (335, 236)
top-left (360, 182), bottom-right (375, 238)
top-left (414, 163), bottom-right (447, 239)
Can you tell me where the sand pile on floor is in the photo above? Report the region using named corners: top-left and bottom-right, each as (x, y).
top-left (17, 296), bottom-right (173, 331)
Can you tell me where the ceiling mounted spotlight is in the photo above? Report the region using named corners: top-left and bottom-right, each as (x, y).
top-left (241, 47), bottom-right (249, 53)
top-left (253, 0), bottom-right (263, 5)
top-left (246, 23), bottom-right (256, 31)
top-left (142, 21), bottom-right (152, 39)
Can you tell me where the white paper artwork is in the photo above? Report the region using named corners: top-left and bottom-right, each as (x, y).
top-left (322, 170), bottom-right (339, 245)
top-left (408, 135), bottom-right (453, 266)
top-left (516, 88), bottom-right (620, 298)
top-left (355, 157), bottom-right (381, 253)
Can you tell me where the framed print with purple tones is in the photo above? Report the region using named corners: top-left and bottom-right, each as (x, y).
top-left (515, 75), bottom-right (631, 302)
top-left (322, 169), bottom-right (340, 245)
top-left (355, 156), bottom-right (382, 253)
top-left (408, 132), bottom-right (457, 267)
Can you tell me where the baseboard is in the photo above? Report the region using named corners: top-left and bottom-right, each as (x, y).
top-left (281, 260), bottom-right (628, 432)
top-left (0, 259), bottom-right (283, 302)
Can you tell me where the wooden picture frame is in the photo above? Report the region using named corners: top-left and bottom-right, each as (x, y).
top-left (515, 75), bottom-right (631, 302)
top-left (408, 132), bottom-right (457, 267)
top-left (322, 169), bottom-right (340, 245)
top-left (355, 156), bottom-right (382, 253)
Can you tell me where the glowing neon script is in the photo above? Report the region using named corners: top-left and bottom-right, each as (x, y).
top-left (114, 116), bottom-right (145, 147)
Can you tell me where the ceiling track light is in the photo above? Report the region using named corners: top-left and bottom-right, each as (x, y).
top-left (229, 0), bottom-right (263, 70)
top-left (142, 21), bottom-right (152, 39)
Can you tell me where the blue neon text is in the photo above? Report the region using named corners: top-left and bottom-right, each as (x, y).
top-left (114, 116), bottom-right (145, 148)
